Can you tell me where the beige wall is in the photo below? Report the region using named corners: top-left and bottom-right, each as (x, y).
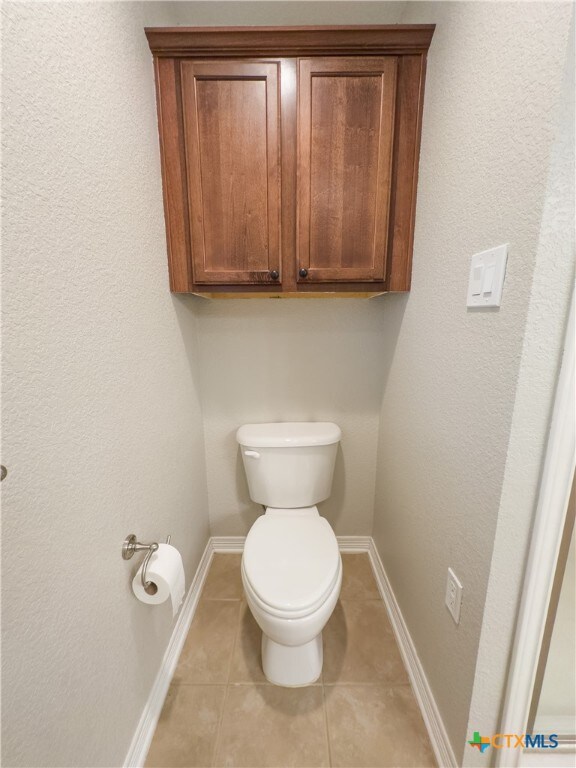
top-left (195, 299), bottom-right (389, 536)
top-left (372, 1), bottom-right (573, 761)
top-left (465, 17), bottom-right (575, 763)
top-left (1, 4), bottom-right (210, 767)
top-left (168, 0), bottom-right (406, 26)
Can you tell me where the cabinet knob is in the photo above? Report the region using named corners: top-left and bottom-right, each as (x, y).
top-left (299, 268), bottom-right (308, 278)
top-left (269, 270), bottom-right (279, 280)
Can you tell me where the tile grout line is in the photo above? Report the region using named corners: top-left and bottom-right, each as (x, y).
top-left (197, 598), bottom-right (243, 605)
top-left (195, 553), bottom-right (410, 765)
top-left (329, 555), bottom-right (374, 767)
top-left (150, 552), bottom-right (403, 767)
top-left (325, 563), bottom-right (381, 766)
top-left (210, 598), bottom-right (243, 767)
top-left (323, 681), bottom-right (413, 687)
top-left (321, 675), bottom-right (333, 768)
top-left (226, 600), bottom-right (244, 685)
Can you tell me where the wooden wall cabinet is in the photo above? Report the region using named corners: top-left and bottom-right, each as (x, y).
top-left (146, 26), bottom-right (435, 297)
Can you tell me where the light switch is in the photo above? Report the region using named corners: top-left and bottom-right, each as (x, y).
top-left (483, 264), bottom-right (495, 294)
top-left (471, 264), bottom-right (484, 296)
top-left (467, 244), bottom-right (508, 307)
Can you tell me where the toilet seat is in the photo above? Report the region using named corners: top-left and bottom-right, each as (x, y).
top-left (242, 511), bottom-right (341, 620)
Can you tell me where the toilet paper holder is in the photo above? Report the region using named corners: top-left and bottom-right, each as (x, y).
top-left (122, 534), bottom-right (171, 594)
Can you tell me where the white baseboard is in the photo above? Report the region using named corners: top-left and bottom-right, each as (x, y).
top-left (211, 535), bottom-right (246, 552)
top-left (337, 535), bottom-right (372, 552)
top-left (123, 539), bottom-right (214, 768)
top-left (211, 535), bottom-right (373, 553)
top-left (368, 540), bottom-right (458, 768)
top-left (210, 535), bottom-right (373, 553)
top-left (124, 534), bottom-right (455, 768)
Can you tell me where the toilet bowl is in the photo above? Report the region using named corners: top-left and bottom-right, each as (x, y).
top-left (242, 507), bottom-right (342, 686)
top-left (236, 422), bottom-right (342, 687)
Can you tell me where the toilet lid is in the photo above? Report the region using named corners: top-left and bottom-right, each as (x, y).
top-left (242, 515), bottom-right (340, 613)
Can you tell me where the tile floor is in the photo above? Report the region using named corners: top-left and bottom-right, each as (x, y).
top-left (146, 553), bottom-right (436, 768)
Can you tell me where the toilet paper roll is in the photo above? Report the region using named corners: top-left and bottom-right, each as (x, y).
top-left (132, 543), bottom-right (185, 617)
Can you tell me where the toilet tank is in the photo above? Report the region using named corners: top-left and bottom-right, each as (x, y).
top-left (236, 422), bottom-right (341, 508)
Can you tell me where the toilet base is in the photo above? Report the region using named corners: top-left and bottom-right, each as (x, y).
top-left (261, 633), bottom-right (323, 687)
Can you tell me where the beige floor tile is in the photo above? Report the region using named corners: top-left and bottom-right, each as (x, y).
top-left (229, 602), bottom-right (268, 684)
top-left (201, 554), bottom-right (244, 600)
top-left (214, 684), bottom-right (329, 767)
top-left (173, 600), bottom-right (240, 684)
top-left (146, 684), bottom-right (226, 768)
top-left (340, 554), bottom-right (381, 600)
top-left (323, 601), bottom-right (409, 685)
top-left (325, 684), bottom-right (436, 767)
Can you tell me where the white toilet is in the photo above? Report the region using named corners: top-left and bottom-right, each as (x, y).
top-left (236, 422), bottom-right (342, 687)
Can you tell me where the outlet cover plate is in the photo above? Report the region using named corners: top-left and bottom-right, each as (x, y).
top-left (445, 567), bottom-right (463, 624)
top-left (467, 244), bottom-right (508, 308)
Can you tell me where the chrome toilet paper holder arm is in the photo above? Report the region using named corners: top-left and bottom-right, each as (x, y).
top-left (122, 534), bottom-right (171, 591)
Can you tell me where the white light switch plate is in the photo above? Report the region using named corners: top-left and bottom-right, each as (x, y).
top-left (467, 244), bottom-right (508, 307)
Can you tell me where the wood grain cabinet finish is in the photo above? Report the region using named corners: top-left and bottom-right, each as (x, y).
top-left (146, 26), bottom-right (435, 297)
top-left (181, 61), bottom-right (281, 285)
top-left (298, 57), bottom-right (397, 284)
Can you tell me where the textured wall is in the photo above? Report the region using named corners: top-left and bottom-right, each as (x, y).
top-left (168, 0), bottom-right (407, 26)
top-left (1, 3), bottom-right (210, 767)
top-left (196, 299), bottom-right (389, 536)
top-left (465, 17), bottom-right (575, 764)
top-left (371, 1), bottom-right (573, 761)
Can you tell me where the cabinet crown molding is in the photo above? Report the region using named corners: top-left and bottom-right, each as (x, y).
top-left (145, 25), bottom-right (436, 58)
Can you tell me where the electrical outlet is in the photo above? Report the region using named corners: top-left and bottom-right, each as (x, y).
top-left (445, 568), bottom-right (463, 624)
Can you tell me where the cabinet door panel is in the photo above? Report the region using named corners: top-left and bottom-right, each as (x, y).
top-left (181, 61), bottom-right (281, 284)
top-left (298, 57), bottom-right (397, 283)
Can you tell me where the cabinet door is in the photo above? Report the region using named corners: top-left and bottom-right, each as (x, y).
top-left (181, 61), bottom-right (281, 285)
top-left (298, 58), bottom-right (397, 283)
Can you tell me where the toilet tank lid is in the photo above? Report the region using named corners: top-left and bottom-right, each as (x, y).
top-left (236, 422), bottom-right (341, 448)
